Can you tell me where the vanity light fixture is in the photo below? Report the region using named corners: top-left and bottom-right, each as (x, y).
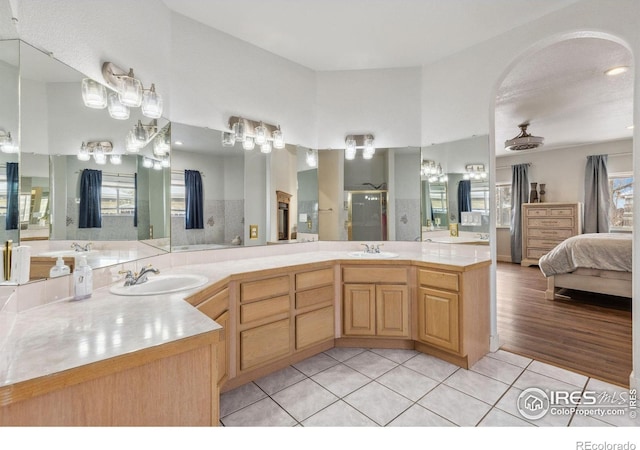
top-left (81, 78), bottom-right (107, 109)
top-left (505, 123), bottom-right (544, 151)
top-left (463, 164), bottom-right (488, 180)
top-left (226, 116), bottom-right (285, 152)
top-left (77, 141), bottom-right (115, 164)
top-left (422, 160), bottom-right (447, 183)
top-left (0, 130), bottom-right (18, 154)
top-left (344, 134), bottom-right (375, 160)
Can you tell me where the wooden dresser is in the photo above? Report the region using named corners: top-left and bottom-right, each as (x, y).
top-left (521, 202), bottom-right (582, 267)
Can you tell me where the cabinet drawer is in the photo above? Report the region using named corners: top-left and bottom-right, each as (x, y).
top-left (527, 238), bottom-right (564, 249)
top-left (240, 319), bottom-right (291, 370)
top-left (296, 285), bottom-right (334, 310)
top-left (527, 217), bottom-right (574, 228)
top-left (240, 275), bottom-right (289, 303)
top-left (527, 228), bottom-right (573, 239)
top-left (418, 269), bottom-right (459, 291)
top-left (526, 208), bottom-right (549, 217)
top-left (342, 267), bottom-right (407, 284)
top-left (295, 268), bottom-right (334, 291)
top-left (526, 248), bottom-right (550, 259)
top-left (296, 306), bottom-right (334, 350)
top-left (196, 287), bottom-right (229, 319)
top-left (240, 295), bottom-right (289, 324)
top-left (550, 208), bottom-right (575, 216)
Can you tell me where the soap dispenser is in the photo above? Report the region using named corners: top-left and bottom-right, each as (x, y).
top-left (73, 256), bottom-right (93, 301)
top-left (49, 256), bottom-right (71, 278)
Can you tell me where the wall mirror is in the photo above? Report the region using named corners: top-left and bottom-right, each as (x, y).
top-left (16, 40), bottom-right (170, 281)
top-left (169, 123), bottom-right (247, 251)
top-left (421, 135), bottom-right (490, 243)
top-left (296, 146), bottom-right (319, 242)
top-left (0, 39), bottom-right (20, 248)
top-left (316, 147), bottom-right (421, 242)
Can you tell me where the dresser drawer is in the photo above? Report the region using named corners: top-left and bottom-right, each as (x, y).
top-left (527, 217), bottom-right (574, 228)
top-left (296, 285), bottom-right (334, 310)
top-left (295, 267), bottom-right (334, 291)
top-left (527, 228), bottom-right (574, 239)
top-left (240, 275), bottom-right (289, 303)
top-left (342, 267), bottom-right (407, 284)
top-left (526, 208), bottom-right (550, 217)
top-left (550, 208), bottom-right (575, 216)
top-left (526, 248), bottom-right (550, 259)
top-left (418, 269), bottom-right (459, 291)
top-left (527, 238), bottom-right (564, 249)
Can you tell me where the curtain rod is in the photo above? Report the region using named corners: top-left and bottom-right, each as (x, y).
top-left (171, 169), bottom-right (205, 176)
top-left (496, 163), bottom-right (532, 170)
top-left (75, 170), bottom-right (135, 177)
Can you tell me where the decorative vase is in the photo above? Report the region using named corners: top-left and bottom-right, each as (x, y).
top-left (539, 184), bottom-right (546, 203)
top-left (529, 182), bottom-right (539, 203)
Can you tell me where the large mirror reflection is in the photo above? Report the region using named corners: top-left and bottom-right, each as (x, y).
top-left (421, 135), bottom-right (490, 244)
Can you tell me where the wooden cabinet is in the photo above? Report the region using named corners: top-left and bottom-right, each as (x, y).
top-left (416, 265), bottom-right (489, 368)
top-left (342, 266), bottom-right (409, 338)
top-left (521, 202), bottom-right (582, 266)
top-left (294, 267), bottom-right (335, 350)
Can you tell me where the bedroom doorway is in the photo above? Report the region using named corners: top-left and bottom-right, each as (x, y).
top-left (492, 35), bottom-right (634, 388)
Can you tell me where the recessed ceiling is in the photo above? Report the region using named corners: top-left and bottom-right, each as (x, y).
top-left (495, 37), bottom-right (633, 157)
top-left (162, 0), bottom-right (582, 71)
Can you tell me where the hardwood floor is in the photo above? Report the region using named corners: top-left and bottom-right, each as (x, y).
top-left (496, 261), bottom-right (632, 388)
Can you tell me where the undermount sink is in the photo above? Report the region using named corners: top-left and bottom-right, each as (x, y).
top-left (109, 273), bottom-right (209, 296)
top-left (347, 251), bottom-right (399, 259)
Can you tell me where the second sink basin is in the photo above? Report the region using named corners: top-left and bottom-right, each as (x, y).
top-left (347, 251), bottom-right (399, 259)
top-left (109, 273), bottom-right (209, 296)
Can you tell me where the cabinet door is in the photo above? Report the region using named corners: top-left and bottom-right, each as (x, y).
top-left (296, 306), bottom-right (335, 350)
top-left (417, 287), bottom-right (459, 352)
top-left (376, 285), bottom-right (409, 337)
top-left (240, 319), bottom-right (291, 371)
top-left (343, 284), bottom-right (376, 336)
top-left (214, 310), bottom-right (229, 386)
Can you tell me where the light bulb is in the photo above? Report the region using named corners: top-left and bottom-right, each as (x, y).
top-left (107, 92), bottom-right (130, 120)
top-left (81, 78), bottom-right (107, 109)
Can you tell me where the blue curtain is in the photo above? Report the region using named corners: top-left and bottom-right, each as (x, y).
top-left (134, 172), bottom-right (138, 227)
top-left (78, 169), bottom-right (102, 228)
top-left (457, 179), bottom-right (472, 221)
top-left (185, 169), bottom-right (204, 229)
top-left (510, 163), bottom-right (530, 264)
top-left (584, 154), bottom-right (610, 233)
top-left (5, 162), bottom-right (19, 230)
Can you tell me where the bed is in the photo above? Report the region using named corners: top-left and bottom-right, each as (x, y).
top-left (538, 233), bottom-right (632, 300)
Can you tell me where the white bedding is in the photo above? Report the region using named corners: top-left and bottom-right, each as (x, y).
top-left (538, 233), bottom-right (632, 277)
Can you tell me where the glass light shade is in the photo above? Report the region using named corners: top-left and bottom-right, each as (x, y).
top-left (243, 136), bottom-right (255, 151)
top-left (134, 120), bottom-right (148, 142)
top-left (118, 75), bottom-right (142, 107)
top-left (77, 144), bottom-right (91, 161)
top-left (153, 134), bottom-right (169, 157)
top-left (233, 119), bottom-right (245, 142)
top-left (363, 136), bottom-right (375, 157)
top-left (254, 123), bottom-right (267, 145)
top-left (306, 150), bottom-right (317, 168)
top-left (141, 84), bottom-right (163, 119)
top-left (272, 127), bottom-right (285, 149)
top-left (126, 130), bottom-right (143, 152)
top-left (153, 160), bottom-right (162, 170)
top-left (463, 173), bottom-right (470, 180)
top-left (260, 141), bottom-right (272, 154)
top-left (142, 157), bottom-right (153, 168)
top-left (0, 132), bottom-right (18, 154)
top-left (362, 148), bottom-right (374, 160)
top-left (81, 78), bottom-right (107, 109)
top-left (93, 151), bottom-right (107, 165)
top-left (222, 131), bottom-right (236, 147)
top-left (161, 157), bottom-right (170, 168)
top-left (345, 146), bottom-right (356, 160)
top-left (107, 92), bottom-right (130, 120)
top-left (110, 154), bottom-right (122, 165)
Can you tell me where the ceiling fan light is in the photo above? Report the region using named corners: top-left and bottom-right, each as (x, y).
top-left (505, 123), bottom-right (544, 151)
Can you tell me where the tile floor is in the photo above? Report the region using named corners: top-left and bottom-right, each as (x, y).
top-left (219, 347), bottom-right (636, 427)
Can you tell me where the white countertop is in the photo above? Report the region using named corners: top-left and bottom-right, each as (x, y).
top-left (0, 246), bottom-right (490, 390)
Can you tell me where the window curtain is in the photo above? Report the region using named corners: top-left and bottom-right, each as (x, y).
top-left (5, 162), bottom-right (19, 230)
top-left (185, 169), bottom-right (204, 229)
top-left (510, 163), bottom-right (530, 264)
top-left (78, 169), bottom-right (102, 228)
top-left (584, 154), bottom-right (610, 233)
top-left (457, 180), bottom-right (472, 221)
top-left (134, 172), bottom-right (138, 227)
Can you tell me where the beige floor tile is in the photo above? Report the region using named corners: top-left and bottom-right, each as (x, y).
top-left (302, 400), bottom-right (378, 427)
top-left (343, 381), bottom-right (413, 426)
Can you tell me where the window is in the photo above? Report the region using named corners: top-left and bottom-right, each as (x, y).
top-left (0, 173), bottom-right (6, 215)
top-left (609, 173), bottom-right (632, 230)
top-left (171, 172), bottom-right (185, 217)
top-left (470, 180), bottom-right (489, 214)
top-left (496, 184), bottom-right (512, 228)
top-left (100, 174), bottom-right (135, 215)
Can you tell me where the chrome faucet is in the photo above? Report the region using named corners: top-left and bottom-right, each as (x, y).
top-left (361, 243), bottom-right (382, 254)
top-left (361, 243), bottom-right (371, 253)
top-left (119, 265), bottom-right (160, 286)
top-left (71, 242), bottom-right (92, 252)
